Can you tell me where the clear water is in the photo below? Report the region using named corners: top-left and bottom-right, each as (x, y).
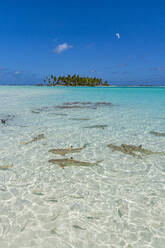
top-left (0, 86), bottom-right (165, 248)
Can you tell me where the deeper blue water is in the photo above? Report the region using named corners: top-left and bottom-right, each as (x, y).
top-left (0, 86), bottom-right (165, 248)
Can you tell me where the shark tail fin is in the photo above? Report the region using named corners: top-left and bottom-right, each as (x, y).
top-left (96, 160), bottom-right (104, 164)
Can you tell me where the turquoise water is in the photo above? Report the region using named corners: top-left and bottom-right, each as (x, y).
top-left (0, 86), bottom-right (165, 248)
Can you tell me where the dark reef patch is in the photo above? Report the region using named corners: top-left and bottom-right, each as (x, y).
top-left (31, 102), bottom-right (114, 115)
top-left (55, 101), bottom-right (113, 110)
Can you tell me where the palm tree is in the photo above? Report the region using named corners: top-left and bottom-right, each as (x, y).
top-left (43, 74), bottom-right (108, 87)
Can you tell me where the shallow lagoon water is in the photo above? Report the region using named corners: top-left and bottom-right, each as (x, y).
top-left (0, 86), bottom-right (165, 248)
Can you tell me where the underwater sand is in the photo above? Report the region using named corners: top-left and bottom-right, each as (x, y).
top-left (0, 86), bottom-right (165, 248)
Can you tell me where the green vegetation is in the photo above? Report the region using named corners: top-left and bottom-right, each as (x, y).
top-left (42, 74), bottom-right (109, 87)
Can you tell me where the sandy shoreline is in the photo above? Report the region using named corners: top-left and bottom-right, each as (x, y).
top-left (1, 84), bottom-right (165, 88)
top-left (41, 85), bottom-right (165, 88)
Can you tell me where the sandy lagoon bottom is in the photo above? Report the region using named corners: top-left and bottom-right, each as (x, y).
top-left (0, 86), bottom-right (165, 248)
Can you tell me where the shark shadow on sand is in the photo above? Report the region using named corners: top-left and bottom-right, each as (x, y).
top-left (83, 125), bottom-right (108, 129)
top-left (0, 164), bottom-right (13, 170)
top-left (50, 113), bottom-right (68, 116)
top-left (21, 134), bottom-right (45, 145)
top-left (70, 118), bottom-right (90, 121)
top-left (48, 157), bottom-right (103, 168)
top-left (31, 107), bottom-right (50, 114)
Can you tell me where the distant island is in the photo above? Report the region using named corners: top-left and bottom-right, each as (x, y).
top-left (36, 75), bottom-right (165, 88)
top-left (38, 74), bottom-right (109, 87)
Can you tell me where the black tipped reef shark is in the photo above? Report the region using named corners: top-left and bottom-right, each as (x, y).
top-left (48, 144), bottom-right (103, 168)
top-left (49, 144), bottom-right (88, 156)
top-left (108, 143), bottom-right (165, 158)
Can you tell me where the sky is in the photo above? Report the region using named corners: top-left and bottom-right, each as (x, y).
top-left (0, 0), bottom-right (165, 85)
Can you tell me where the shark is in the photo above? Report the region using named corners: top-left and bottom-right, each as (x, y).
top-left (49, 144), bottom-right (87, 156)
top-left (108, 143), bottom-right (165, 158)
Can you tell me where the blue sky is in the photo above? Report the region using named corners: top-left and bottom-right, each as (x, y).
top-left (0, 0), bottom-right (165, 85)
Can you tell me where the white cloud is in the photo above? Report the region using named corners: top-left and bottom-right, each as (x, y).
top-left (116, 33), bottom-right (120, 39)
top-left (53, 43), bottom-right (73, 54)
top-left (14, 71), bottom-right (21, 75)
